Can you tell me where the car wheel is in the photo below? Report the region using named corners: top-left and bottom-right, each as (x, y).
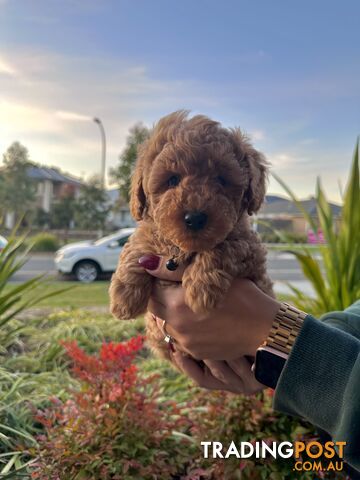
top-left (74, 261), bottom-right (100, 283)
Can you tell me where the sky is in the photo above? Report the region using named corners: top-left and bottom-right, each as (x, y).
top-left (0, 0), bottom-right (359, 202)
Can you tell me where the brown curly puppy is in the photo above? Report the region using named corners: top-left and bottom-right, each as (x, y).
top-left (109, 110), bottom-right (274, 360)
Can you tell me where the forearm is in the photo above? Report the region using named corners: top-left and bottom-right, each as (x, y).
top-left (273, 312), bottom-right (360, 470)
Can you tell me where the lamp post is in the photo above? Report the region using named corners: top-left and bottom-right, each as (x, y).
top-left (93, 117), bottom-right (106, 188)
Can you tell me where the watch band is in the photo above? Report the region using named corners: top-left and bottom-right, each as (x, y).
top-left (264, 302), bottom-right (307, 355)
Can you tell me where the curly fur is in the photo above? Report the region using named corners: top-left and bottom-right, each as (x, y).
top-left (109, 111), bottom-right (274, 361)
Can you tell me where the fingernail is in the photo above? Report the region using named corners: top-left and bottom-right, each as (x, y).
top-left (138, 254), bottom-right (160, 270)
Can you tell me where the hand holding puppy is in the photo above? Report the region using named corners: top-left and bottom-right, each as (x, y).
top-left (141, 254), bottom-right (280, 394)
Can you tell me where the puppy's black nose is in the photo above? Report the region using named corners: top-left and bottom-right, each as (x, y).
top-left (184, 211), bottom-right (207, 231)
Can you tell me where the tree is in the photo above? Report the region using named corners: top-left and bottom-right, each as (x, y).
top-left (33, 207), bottom-right (51, 228)
top-left (0, 142), bottom-right (36, 224)
top-left (0, 174), bottom-right (7, 219)
top-left (74, 176), bottom-right (110, 230)
top-left (109, 123), bottom-right (149, 202)
top-left (51, 196), bottom-right (77, 230)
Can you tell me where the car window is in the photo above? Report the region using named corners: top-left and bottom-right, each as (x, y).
top-left (94, 230), bottom-right (134, 246)
top-left (117, 235), bottom-right (130, 247)
top-left (94, 234), bottom-right (119, 246)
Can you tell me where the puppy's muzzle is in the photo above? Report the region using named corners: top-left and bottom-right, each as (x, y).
top-left (184, 211), bottom-right (208, 231)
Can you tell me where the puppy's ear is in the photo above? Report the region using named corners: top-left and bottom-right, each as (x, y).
top-left (231, 129), bottom-right (268, 215)
top-left (244, 147), bottom-right (268, 215)
top-left (130, 152), bottom-right (146, 221)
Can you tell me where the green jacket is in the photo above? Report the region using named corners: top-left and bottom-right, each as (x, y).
top-left (274, 300), bottom-right (360, 471)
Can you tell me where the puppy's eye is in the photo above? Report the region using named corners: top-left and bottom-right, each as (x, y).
top-left (167, 175), bottom-right (181, 188)
top-left (216, 176), bottom-right (227, 187)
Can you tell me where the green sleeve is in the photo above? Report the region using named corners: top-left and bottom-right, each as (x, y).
top-left (273, 301), bottom-right (360, 471)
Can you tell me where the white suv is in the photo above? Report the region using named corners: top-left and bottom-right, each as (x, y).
top-left (54, 228), bottom-right (135, 282)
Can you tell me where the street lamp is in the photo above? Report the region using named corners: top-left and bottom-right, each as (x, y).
top-left (93, 117), bottom-right (106, 188)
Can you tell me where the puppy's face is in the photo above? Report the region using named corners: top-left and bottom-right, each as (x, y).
top-left (147, 143), bottom-right (247, 252)
top-left (130, 112), bottom-right (267, 253)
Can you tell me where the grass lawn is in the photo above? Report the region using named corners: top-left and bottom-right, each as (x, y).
top-left (5, 280), bottom-right (111, 308)
top-left (5, 279), bottom-right (293, 309)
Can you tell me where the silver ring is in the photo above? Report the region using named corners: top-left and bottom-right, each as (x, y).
top-left (162, 319), bottom-right (175, 345)
top-left (164, 334), bottom-right (174, 344)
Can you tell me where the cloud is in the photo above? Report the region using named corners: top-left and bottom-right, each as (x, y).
top-left (0, 46), bottom-right (352, 200)
top-left (249, 129), bottom-right (265, 141)
top-left (0, 99), bottom-right (64, 135)
top-left (56, 111), bottom-right (93, 122)
top-left (0, 47), bottom-right (219, 181)
top-left (0, 56), bottom-right (17, 76)
top-left (268, 152), bottom-right (298, 168)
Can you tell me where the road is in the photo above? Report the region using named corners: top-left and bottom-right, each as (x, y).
top-left (10, 251), bottom-right (315, 296)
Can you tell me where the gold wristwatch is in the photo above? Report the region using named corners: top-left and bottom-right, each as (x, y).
top-left (254, 302), bottom-right (307, 389)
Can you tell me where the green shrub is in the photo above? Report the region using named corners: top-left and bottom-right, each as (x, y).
top-left (188, 390), bottom-right (348, 479)
top-left (31, 337), bottom-right (195, 480)
top-left (4, 310), bottom-right (145, 374)
top-left (28, 337), bottom-right (348, 480)
top-left (29, 233), bottom-right (60, 252)
top-left (0, 228), bottom-right (67, 476)
top-left (285, 232), bottom-right (307, 244)
top-left (259, 231), bottom-right (282, 243)
top-left (273, 139), bottom-right (360, 316)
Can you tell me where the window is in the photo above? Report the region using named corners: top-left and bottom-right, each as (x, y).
top-left (117, 235), bottom-right (130, 247)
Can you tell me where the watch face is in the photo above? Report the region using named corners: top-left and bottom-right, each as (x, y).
top-left (254, 348), bottom-right (287, 390)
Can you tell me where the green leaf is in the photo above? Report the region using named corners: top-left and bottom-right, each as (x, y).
top-left (274, 138), bottom-right (360, 315)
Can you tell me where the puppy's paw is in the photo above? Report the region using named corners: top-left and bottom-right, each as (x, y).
top-left (183, 272), bottom-right (232, 314)
top-left (109, 276), bottom-right (151, 320)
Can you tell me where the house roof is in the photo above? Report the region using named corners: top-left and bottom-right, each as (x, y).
top-left (27, 166), bottom-right (83, 185)
top-left (259, 196), bottom-right (342, 217)
top-left (264, 194), bottom-right (288, 204)
top-left (105, 190), bottom-right (342, 218)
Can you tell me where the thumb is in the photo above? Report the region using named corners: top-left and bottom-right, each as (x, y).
top-left (138, 254), bottom-right (185, 281)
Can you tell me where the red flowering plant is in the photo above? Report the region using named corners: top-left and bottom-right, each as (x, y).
top-left (30, 336), bottom-right (195, 480)
top-left (188, 389), bottom-right (350, 480)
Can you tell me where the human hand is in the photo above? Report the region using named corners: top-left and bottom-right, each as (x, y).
top-left (139, 254), bottom-right (280, 360)
top-left (171, 352), bottom-right (264, 394)
top-left (138, 254), bottom-right (279, 394)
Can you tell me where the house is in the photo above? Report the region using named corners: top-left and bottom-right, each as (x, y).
top-left (106, 188), bottom-right (136, 229)
top-left (105, 191), bottom-right (343, 235)
top-left (256, 195), bottom-right (342, 235)
top-left (5, 166), bottom-right (83, 229)
top-left (28, 166), bottom-right (83, 212)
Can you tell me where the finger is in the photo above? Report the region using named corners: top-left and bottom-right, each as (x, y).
top-left (148, 284), bottom-right (189, 332)
top-left (173, 352), bottom-right (225, 390)
top-left (151, 315), bottom-right (192, 356)
top-left (148, 295), bottom-right (168, 320)
top-left (148, 291), bottom-right (187, 333)
top-left (227, 357), bottom-right (265, 393)
top-left (138, 255), bottom-right (185, 281)
top-left (155, 316), bottom-right (166, 336)
top-left (203, 359), bottom-right (246, 392)
top-left (147, 280), bottom-right (180, 319)
top-left (154, 315), bottom-right (178, 340)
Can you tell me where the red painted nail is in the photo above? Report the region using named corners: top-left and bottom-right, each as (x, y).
top-left (138, 254), bottom-right (160, 270)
